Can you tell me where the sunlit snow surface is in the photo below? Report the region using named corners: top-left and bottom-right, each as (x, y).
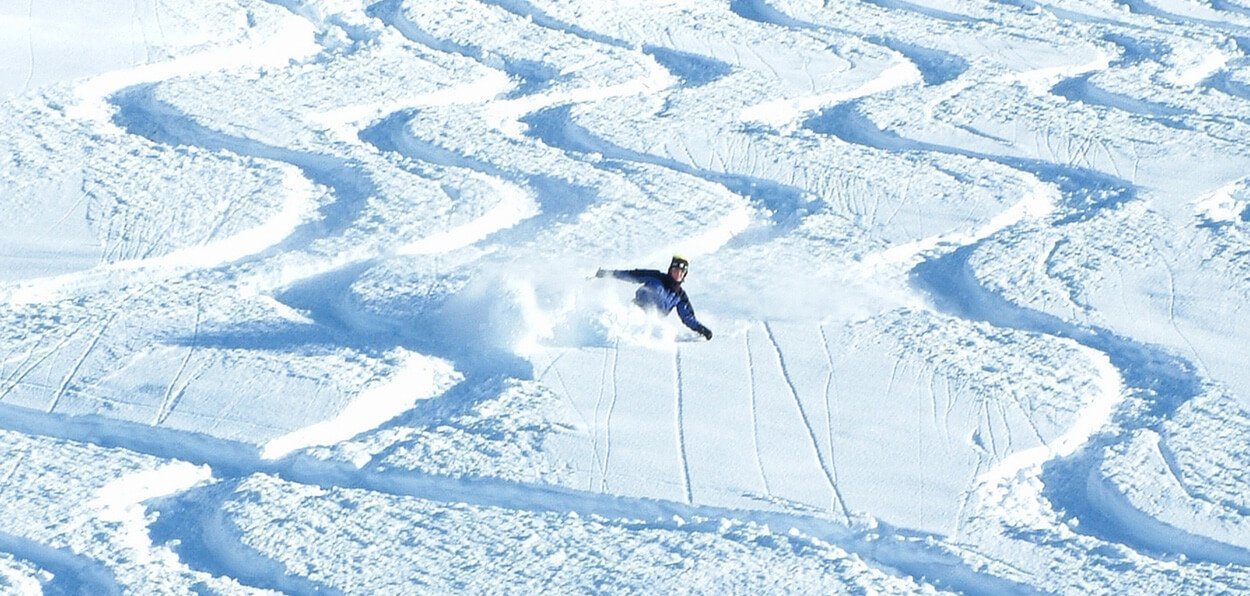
top-left (2, 0), bottom-right (1250, 592)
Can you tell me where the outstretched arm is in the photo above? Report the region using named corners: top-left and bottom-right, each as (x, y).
top-left (676, 295), bottom-right (712, 340)
top-left (596, 268), bottom-right (665, 283)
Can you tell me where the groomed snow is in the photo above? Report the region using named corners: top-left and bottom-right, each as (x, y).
top-left (2, 0), bottom-right (1250, 592)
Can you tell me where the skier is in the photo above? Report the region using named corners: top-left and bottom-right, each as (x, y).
top-left (595, 255), bottom-right (713, 341)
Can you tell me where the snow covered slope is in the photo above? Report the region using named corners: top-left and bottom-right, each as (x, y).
top-left (2, 0), bottom-right (1250, 592)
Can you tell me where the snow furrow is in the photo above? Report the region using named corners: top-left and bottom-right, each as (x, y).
top-left (522, 105), bottom-right (808, 234)
top-left (111, 85), bottom-right (376, 252)
top-left (0, 398), bottom-right (1025, 595)
top-left (148, 480), bottom-right (345, 596)
top-left (913, 243), bottom-right (1250, 566)
top-left (6, 0), bottom-right (1250, 591)
top-left (0, 531), bottom-right (121, 596)
top-left (727, 0), bottom-right (822, 32)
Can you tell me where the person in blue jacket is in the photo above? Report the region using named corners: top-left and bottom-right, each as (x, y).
top-left (595, 255), bottom-right (713, 340)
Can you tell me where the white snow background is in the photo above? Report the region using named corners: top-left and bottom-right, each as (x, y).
top-left (1, 0), bottom-right (1250, 593)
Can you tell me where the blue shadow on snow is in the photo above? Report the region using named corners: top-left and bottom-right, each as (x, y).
top-left (807, 101), bottom-right (1137, 224)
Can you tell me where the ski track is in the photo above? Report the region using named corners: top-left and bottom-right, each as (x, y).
top-left (817, 324), bottom-right (853, 523)
top-left (601, 340), bottom-right (620, 492)
top-left (763, 321), bottom-right (839, 514)
top-left (550, 362), bottom-right (608, 489)
top-left (0, 320), bottom-right (91, 404)
top-left (111, 84), bottom-right (377, 253)
top-left (0, 402), bottom-right (1034, 596)
top-left (155, 294), bottom-right (201, 426)
top-left (148, 479), bottom-right (343, 596)
top-left (675, 347), bottom-right (694, 505)
top-left (798, 31), bottom-right (1250, 565)
top-left (21, 0), bottom-right (34, 94)
top-left (458, 5), bottom-right (814, 233)
top-left (593, 347), bottom-right (610, 492)
top-left (521, 104), bottom-right (810, 234)
top-left (852, 24), bottom-right (1247, 583)
top-left (4, 0), bottom-right (1250, 591)
top-left (744, 328), bottom-right (773, 498)
top-left (47, 310), bottom-right (120, 415)
top-left (0, 453), bottom-right (25, 499)
top-left (914, 243), bottom-right (1250, 566)
top-left (0, 530), bottom-right (122, 596)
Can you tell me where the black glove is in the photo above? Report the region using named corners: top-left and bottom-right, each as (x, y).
top-left (698, 326), bottom-right (712, 341)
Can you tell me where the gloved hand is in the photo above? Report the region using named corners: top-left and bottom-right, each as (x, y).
top-left (595, 268), bottom-right (609, 278)
top-left (698, 326), bottom-right (713, 341)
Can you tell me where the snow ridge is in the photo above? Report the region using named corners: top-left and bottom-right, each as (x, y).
top-left (1, 0), bottom-right (1250, 592)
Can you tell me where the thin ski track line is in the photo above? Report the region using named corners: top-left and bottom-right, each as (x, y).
top-left (675, 347), bottom-right (694, 505)
top-left (1, 325), bottom-right (89, 400)
top-left (156, 294), bottom-right (202, 426)
top-left (1154, 241), bottom-right (1210, 375)
top-left (0, 452), bottom-right (27, 499)
top-left (817, 323), bottom-right (852, 523)
top-left (917, 367), bottom-right (926, 527)
top-left (953, 457), bottom-right (983, 540)
top-left (47, 311), bottom-right (120, 415)
top-left (927, 369), bottom-right (942, 440)
top-left (22, 0), bottom-right (34, 93)
top-left (885, 355), bottom-right (903, 403)
top-left (745, 327), bottom-right (773, 497)
top-left (154, 350), bottom-right (196, 426)
top-left (536, 351), bottom-right (566, 383)
top-left (2, 338), bottom-right (41, 383)
top-left (994, 399), bottom-right (1016, 455)
top-left (551, 362), bottom-right (607, 487)
top-left (1005, 386), bottom-right (1048, 448)
top-left (943, 376), bottom-right (957, 440)
top-left (981, 400), bottom-right (1000, 460)
top-left (1153, 434), bottom-right (1197, 500)
top-left (763, 321), bottom-right (839, 512)
top-left (0, 336), bottom-right (61, 403)
top-left (602, 340), bottom-right (620, 492)
top-left (593, 346), bottom-right (611, 490)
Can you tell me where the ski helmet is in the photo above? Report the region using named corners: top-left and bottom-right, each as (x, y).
top-left (669, 255), bottom-right (689, 274)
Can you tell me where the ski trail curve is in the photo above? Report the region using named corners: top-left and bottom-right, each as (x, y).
top-left (0, 531), bottom-right (121, 596)
top-left (913, 242), bottom-right (1250, 566)
top-left (807, 57), bottom-right (1250, 567)
top-left (148, 479), bottom-right (343, 596)
top-left (0, 399), bottom-right (1029, 595)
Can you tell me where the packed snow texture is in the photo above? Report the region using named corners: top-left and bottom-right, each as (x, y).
top-left (2, 0), bottom-right (1250, 592)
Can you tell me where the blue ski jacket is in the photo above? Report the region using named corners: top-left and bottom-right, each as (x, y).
top-left (605, 269), bottom-right (710, 336)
